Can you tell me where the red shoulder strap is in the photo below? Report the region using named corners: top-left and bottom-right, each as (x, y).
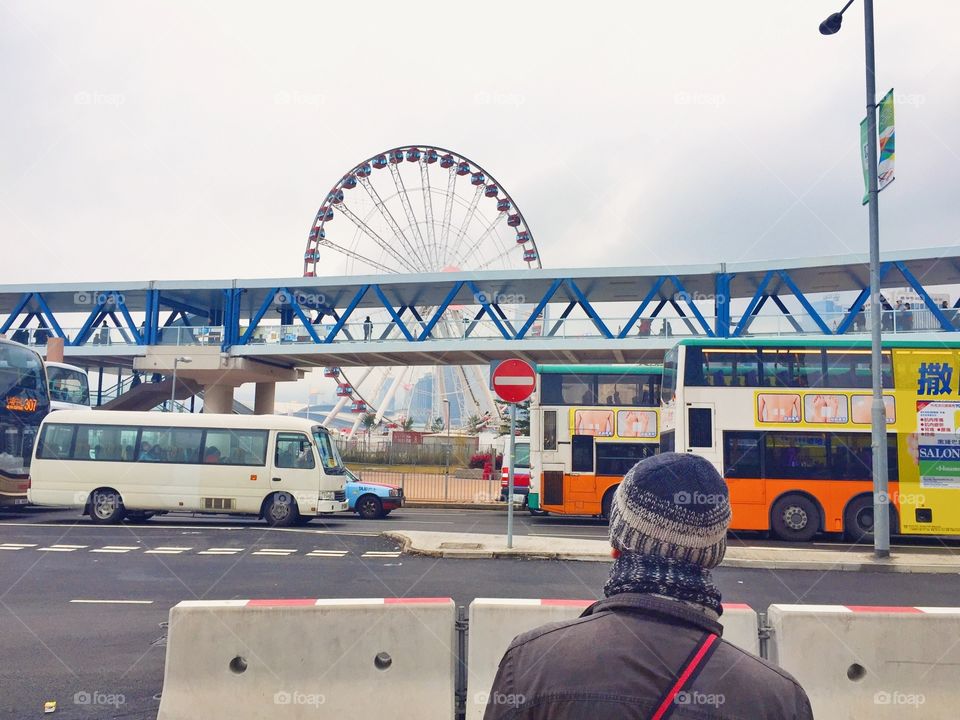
top-left (651, 632), bottom-right (720, 720)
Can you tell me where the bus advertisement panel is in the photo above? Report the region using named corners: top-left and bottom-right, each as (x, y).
top-left (0, 339), bottom-right (50, 507)
top-left (529, 364), bottom-right (662, 517)
top-left (663, 338), bottom-right (960, 541)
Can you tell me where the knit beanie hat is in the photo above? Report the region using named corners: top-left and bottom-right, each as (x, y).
top-left (608, 452), bottom-right (731, 568)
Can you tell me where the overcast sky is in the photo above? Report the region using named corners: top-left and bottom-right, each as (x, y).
top-left (2, 0), bottom-right (959, 287)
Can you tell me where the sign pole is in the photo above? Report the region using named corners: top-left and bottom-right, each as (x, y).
top-left (507, 402), bottom-right (516, 549)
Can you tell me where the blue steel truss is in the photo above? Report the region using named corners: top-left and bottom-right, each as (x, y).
top-left (2, 253), bottom-right (958, 352)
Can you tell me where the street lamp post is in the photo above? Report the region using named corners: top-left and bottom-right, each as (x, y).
top-left (820, 0), bottom-right (890, 558)
top-left (169, 356), bottom-right (192, 412)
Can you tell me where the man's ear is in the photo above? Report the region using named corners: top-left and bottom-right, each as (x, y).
top-left (611, 547), bottom-right (621, 559)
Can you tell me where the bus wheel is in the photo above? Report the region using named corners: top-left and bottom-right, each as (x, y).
top-left (89, 489), bottom-right (126, 525)
top-left (264, 493), bottom-right (299, 527)
top-left (844, 495), bottom-right (900, 543)
top-left (771, 494), bottom-right (820, 542)
top-left (356, 495), bottom-right (383, 520)
top-left (601, 486), bottom-right (618, 521)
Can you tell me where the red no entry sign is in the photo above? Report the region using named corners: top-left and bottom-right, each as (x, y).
top-left (491, 359), bottom-right (536, 404)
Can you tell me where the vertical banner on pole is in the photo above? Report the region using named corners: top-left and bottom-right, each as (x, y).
top-left (861, 88), bottom-right (895, 205)
top-left (860, 117), bottom-right (870, 206)
top-left (877, 88), bottom-right (896, 191)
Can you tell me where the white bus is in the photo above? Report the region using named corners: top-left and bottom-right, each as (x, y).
top-left (28, 410), bottom-right (349, 526)
top-left (45, 361), bottom-right (91, 411)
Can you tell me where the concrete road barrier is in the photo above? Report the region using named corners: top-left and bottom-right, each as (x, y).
top-left (466, 598), bottom-right (759, 720)
top-left (157, 597), bottom-right (456, 720)
top-left (768, 604), bottom-right (960, 719)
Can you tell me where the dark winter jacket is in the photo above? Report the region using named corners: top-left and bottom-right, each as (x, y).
top-left (483, 593), bottom-right (813, 720)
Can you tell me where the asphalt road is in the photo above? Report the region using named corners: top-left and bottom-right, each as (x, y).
top-left (2, 506), bottom-right (960, 719)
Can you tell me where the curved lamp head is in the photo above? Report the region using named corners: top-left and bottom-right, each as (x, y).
top-left (819, 12), bottom-right (844, 35)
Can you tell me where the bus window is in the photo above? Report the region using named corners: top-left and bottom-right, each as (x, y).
top-left (276, 432), bottom-right (315, 469)
top-left (687, 407), bottom-right (713, 449)
top-left (598, 378), bottom-right (641, 406)
top-left (662, 348), bottom-right (678, 403)
top-left (204, 429), bottom-right (268, 466)
top-left (141, 428), bottom-right (201, 463)
top-left (571, 435), bottom-right (594, 472)
top-left (542, 373), bottom-right (595, 405)
top-left (543, 410), bottom-right (557, 451)
top-left (312, 429), bottom-right (343, 471)
top-left (723, 432), bottom-right (763, 478)
top-left (38, 424), bottom-right (75, 460)
top-left (763, 433), bottom-right (830, 480)
top-left (825, 350), bottom-right (893, 388)
top-left (596, 442), bottom-right (656, 476)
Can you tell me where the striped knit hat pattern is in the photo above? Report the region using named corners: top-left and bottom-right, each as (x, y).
top-left (608, 452), bottom-right (731, 569)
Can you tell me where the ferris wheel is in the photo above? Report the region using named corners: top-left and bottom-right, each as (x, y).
top-left (302, 145), bottom-right (541, 436)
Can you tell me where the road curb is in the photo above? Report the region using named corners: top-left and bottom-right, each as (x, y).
top-left (384, 531), bottom-right (960, 573)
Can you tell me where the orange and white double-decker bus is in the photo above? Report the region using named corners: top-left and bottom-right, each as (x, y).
top-left (528, 364), bottom-right (662, 517)
top-left (662, 337), bottom-right (960, 541)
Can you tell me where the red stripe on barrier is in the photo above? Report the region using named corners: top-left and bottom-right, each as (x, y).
top-left (541, 599), bottom-right (593, 606)
top-left (721, 603), bottom-right (751, 610)
top-left (247, 599), bottom-right (317, 607)
top-left (384, 597), bottom-right (451, 604)
top-left (846, 605), bottom-right (923, 613)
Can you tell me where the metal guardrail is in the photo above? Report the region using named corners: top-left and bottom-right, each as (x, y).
top-left (356, 470), bottom-right (502, 503)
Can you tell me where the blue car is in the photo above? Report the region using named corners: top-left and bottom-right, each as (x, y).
top-left (345, 468), bottom-right (404, 519)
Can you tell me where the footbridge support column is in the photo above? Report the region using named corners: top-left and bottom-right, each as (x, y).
top-left (253, 382), bottom-right (276, 415)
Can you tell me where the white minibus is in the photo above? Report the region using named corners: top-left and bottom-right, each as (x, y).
top-left (28, 410), bottom-right (349, 526)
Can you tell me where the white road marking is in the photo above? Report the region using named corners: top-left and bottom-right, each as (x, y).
top-left (362, 551), bottom-right (402, 558)
top-left (0, 543), bottom-right (37, 550)
top-left (144, 549), bottom-right (185, 555)
top-left (70, 599), bottom-right (154, 605)
top-left (198, 549), bottom-right (244, 555)
top-left (306, 550), bottom-right (349, 557)
top-left (90, 545), bottom-right (141, 553)
top-left (252, 549), bottom-right (297, 556)
top-left (38, 544), bottom-right (88, 552)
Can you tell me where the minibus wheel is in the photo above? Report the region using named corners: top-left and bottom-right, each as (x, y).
top-left (263, 493), bottom-right (300, 527)
top-left (356, 494), bottom-right (383, 520)
top-left (89, 488), bottom-right (126, 525)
